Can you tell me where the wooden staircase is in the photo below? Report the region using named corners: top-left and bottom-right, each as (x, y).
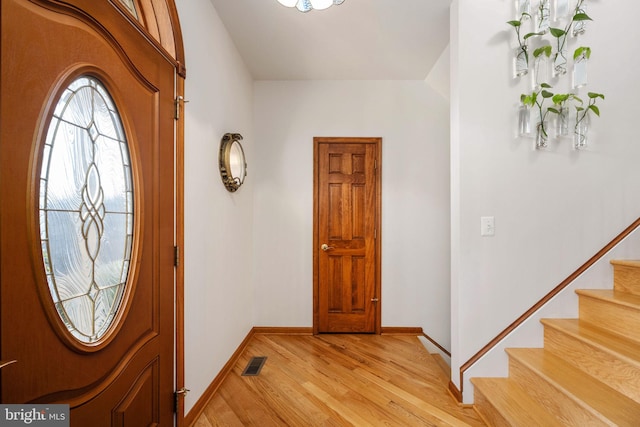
top-left (472, 260), bottom-right (640, 426)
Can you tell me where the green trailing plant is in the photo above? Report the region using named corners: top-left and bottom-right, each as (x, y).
top-left (549, 27), bottom-right (567, 54)
top-left (549, 2), bottom-right (593, 56)
top-left (575, 92), bottom-right (604, 131)
top-left (548, 93), bottom-right (582, 136)
top-left (507, 13), bottom-right (541, 69)
top-left (510, 1), bottom-right (604, 147)
top-left (521, 83), bottom-right (554, 138)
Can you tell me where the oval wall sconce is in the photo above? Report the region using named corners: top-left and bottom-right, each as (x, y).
top-left (219, 133), bottom-right (247, 192)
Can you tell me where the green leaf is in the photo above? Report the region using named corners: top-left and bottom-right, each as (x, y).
top-left (520, 94), bottom-right (527, 103)
top-left (540, 83), bottom-right (552, 88)
top-left (573, 96), bottom-right (584, 104)
top-left (507, 20), bottom-right (521, 27)
top-left (588, 92), bottom-right (605, 100)
top-left (524, 32), bottom-right (542, 40)
top-left (549, 27), bottom-right (566, 38)
top-left (589, 105), bottom-right (601, 116)
top-left (576, 106), bottom-right (585, 112)
top-left (541, 90), bottom-right (554, 98)
top-left (552, 94), bottom-right (569, 104)
top-left (573, 13), bottom-right (593, 22)
top-left (548, 108), bottom-right (560, 114)
top-left (573, 46), bottom-right (592, 60)
top-left (533, 45), bottom-right (552, 58)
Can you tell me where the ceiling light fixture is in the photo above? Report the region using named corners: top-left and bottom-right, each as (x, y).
top-left (276, 0), bottom-right (345, 13)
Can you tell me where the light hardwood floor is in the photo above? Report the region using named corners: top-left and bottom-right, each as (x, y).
top-left (192, 334), bottom-right (484, 426)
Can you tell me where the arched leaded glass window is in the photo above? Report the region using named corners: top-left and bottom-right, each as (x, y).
top-left (39, 75), bottom-right (134, 344)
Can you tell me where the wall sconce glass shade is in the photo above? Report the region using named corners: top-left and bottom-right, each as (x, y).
top-left (219, 133), bottom-right (247, 192)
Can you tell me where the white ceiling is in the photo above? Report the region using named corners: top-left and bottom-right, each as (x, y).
top-left (208, 0), bottom-right (452, 80)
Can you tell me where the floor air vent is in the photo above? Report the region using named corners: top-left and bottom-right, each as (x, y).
top-left (242, 356), bottom-right (267, 376)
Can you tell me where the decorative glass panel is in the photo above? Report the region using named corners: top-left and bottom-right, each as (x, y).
top-left (117, 0), bottom-right (139, 19)
top-left (40, 76), bottom-right (134, 344)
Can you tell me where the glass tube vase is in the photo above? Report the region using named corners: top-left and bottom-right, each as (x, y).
top-left (574, 117), bottom-right (589, 149)
top-left (553, 43), bottom-right (567, 77)
top-left (555, 106), bottom-right (569, 137)
top-left (514, 46), bottom-right (529, 78)
top-left (573, 52), bottom-right (588, 89)
top-left (537, 0), bottom-right (550, 34)
top-left (518, 104), bottom-right (531, 136)
top-left (536, 121), bottom-right (549, 149)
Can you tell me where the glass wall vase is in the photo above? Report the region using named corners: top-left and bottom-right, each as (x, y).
top-left (533, 54), bottom-right (549, 90)
top-left (536, 121), bottom-right (549, 149)
top-left (554, 0), bottom-right (569, 21)
top-left (574, 117), bottom-right (589, 149)
top-left (518, 104), bottom-right (531, 136)
top-left (573, 3), bottom-right (587, 36)
top-left (555, 106), bottom-right (569, 137)
top-left (537, 0), bottom-right (550, 34)
top-left (553, 37), bottom-right (567, 77)
top-left (515, 0), bottom-right (531, 18)
top-left (573, 52), bottom-right (588, 89)
top-left (514, 46), bottom-right (529, 78)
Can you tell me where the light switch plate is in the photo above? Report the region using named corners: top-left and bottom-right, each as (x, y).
top-left (481, 216), bottom-right (495, 236)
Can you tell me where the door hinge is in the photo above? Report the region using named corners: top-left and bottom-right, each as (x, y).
top-left (174, 387), bottom-right (190, 412)
top-left (174, 246), bottom-right (180, 267)
top-left (174, 96), bottom-right (188, 120)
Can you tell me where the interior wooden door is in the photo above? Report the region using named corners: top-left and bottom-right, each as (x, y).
top-left (314, 137), bottom-right (381, 334)
top-left (1, 1), bottom-right (176, 425)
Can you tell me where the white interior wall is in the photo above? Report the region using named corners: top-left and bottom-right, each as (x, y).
top-left (426, 44), bottom-right (451, 103)
top-left (177, 0), bottom-right (452, 412)
top-left (252, 80), bottom-right (451, 347)
top-left (177, 0), bottom-right (255, 414)
top-left (451, 0), bottom-right (640, 401)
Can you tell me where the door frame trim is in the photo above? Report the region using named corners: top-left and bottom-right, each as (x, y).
top-left (312, 137), bottom-right (382, 335)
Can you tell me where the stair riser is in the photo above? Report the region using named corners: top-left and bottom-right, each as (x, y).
top-left (544, 326), bottom-right (640, 404)
top-left (472, 389), bottom-right (512, 427)
top-left (579, 296), bottom-right (640, 343)
top-left (613, 264), bottom-right (640, 296)
top-left (509, 357), bottom-right (611, 426)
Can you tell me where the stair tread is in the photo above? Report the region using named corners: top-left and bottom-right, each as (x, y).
top-left (610, 259), bottom-right (640, 268)
top-left (541, 318), bottom-right (640, 365)
top-left (507, 348), bottom-right (640, 425)
top-left (576, 289), bottom-right (640, 308)
top-left (472, 377), bottom-right (561, 426)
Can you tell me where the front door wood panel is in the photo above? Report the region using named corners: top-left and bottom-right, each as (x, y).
top-left (1, 1), bottom-right (175, 425)
top-left (314, 138), bottom-right (381, 334)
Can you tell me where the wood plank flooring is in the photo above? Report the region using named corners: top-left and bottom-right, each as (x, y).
top-left (192, 334), bottom-right (484, 426)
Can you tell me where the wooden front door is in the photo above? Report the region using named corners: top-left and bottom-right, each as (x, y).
top-left (313, 137), bottom-right (381, 334)
top-left (1, 1), bottom-right (176, 425)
